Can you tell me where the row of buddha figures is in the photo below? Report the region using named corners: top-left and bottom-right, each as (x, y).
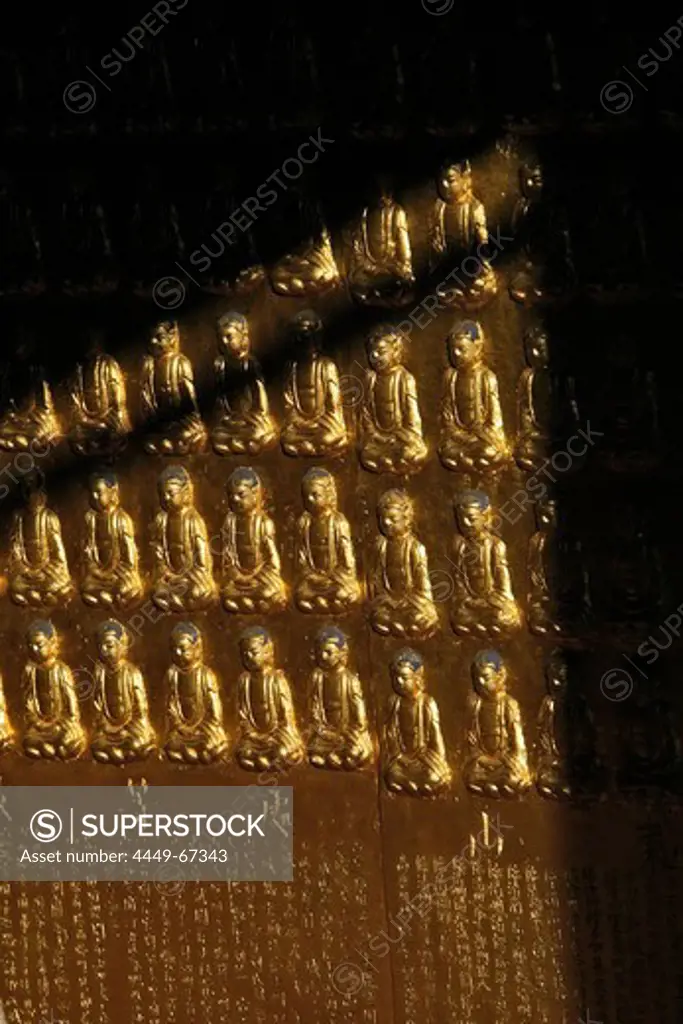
top-left (0, 621), bottom-right (627, 800)
top-left (1, 313), bottom-right (659, 476)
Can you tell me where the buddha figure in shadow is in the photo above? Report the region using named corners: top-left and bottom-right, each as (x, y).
top-left (307, 627), bottom-right (373, 770)
top-left (527, 498), bottom-right (591, 637)
top-left (69, 331), bottom-right (130, 456)
top-left (235, 627), bottom-right (304, 773)
top-left (81, 470), bottom-right (143, 610)
top-left (464, 650), bottom-right (531, 798)
top-left (438, 319), bottom-right (508, 474)
top-left (151, 466), bottom-right (217, 612)
top-left (22, 620), bottom-right (86, 761)
top-left (9, 470), bottom-right (73, 608)
top-left (211, 312), bottom-right (277, 456)
top-left (599, 336), bottom-right (660, 474)
top-left (141, 320), bottom-right (207, 455)
top-left (619, 678), bottom-right (682, 788)
top-left (601, 508), bottom-right (663, 635)
top-left (347, 177), bottom-right (414, 306)
top-left (164, 622), bottom-right (229, 765)
top-left (382, 649), bottom-right (451, 796)
top-left (90, 621), bottom-right (155, 766)
top-left (294, 468), bottom-right (361, 614)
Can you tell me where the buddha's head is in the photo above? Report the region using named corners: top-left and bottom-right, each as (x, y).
top-left (520, 162), bottom-right (543, 200)
top-left (97, 620), bottom-right (129, 669)
top-left (87, 327), bottom-right (105, 356)
top-left (523, 327), bottom-right (549, 369)
top-left (292, 309), bottom-right (323, 349)
top-left (315, 626), bottom-right (349, 670)
top-left (150, 320), bottom-right (180, 355)
top-left (439, 160), bottom-right (473, 203)
top-left (21, 469), bottom-right (47, 512)
top-left (448, 320), bottom-right (484, 367)
top-left (391, 648), bottom-right (425, 699)
top-left (217, 312), bottom-right (250, 361)
top-left (159, 466), bottom-right (192, 511)
top-left (89, 470), bottom-right (120, 512)
top-left (227, 467), bottom-right (263, 514)
top-left (545, 649), bottom-right (569, 696)
top-left (378, 489), bottom-right (413, 539)
top-left (367, 325), bottom-right (403, 374)
top-left (171, 622), bottom-right (203, 670)
top-left (472, 649), bottom-right (507, 700)
top-left (455, 490), bottom-right (491, 538)
top-left (534, 497), bottom-right (557, 531)
top-left (27, 620), bottom-right (59, 666)
top-left (302, 467), bottom-right (337, 515)
top-left (239, 626), bottom-right (274, 672)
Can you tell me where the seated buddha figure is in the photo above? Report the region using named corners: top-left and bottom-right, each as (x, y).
top-left (428, 160), bottom-right (497, 312)
top-left (81, 471), bottom-right (143, 610)
top-left (382, 649), bottom-right (451, 796)
top-left (22, 620), bottom-right (86, 760)
top-left (221, 468), bottom-right (287, 615)
top-left (235, 627), bottom-right (304, 772)
top-left (164, 622), bottom-right (229, 765)
top-left (438, 320), bottom-right (508, 474)
top-left (514, 327), bottom-right (580, 474)
top-left (140, 320), bottom-right (207, 455)
top-left (450, 491), bottom-right (522, 638)
top-left (347, 179), bottom-right (414, 306)
top-left (68, 332), bottom-right (130, 456)
top-left (537, 649), bottom-right (601, 800)
top-left (211, 312), bottom-right (277, 456)
top-left (619, 679), bottom-right (682, 788)
top-left (359, 325), bottom-right (427, 474)
top-left (269, 190), bottom-right (340, 297)
top-left (0, 345), bottom-right (60, 452)
top-left (600, 337), bottom-right (660, 474)
top-left (294, 468), bottom-right (361, 613)
top-left (0, 673), bottom-right (14, 755)
top-left (307, 627), bottom-right (373, 770)
top-left (281, 310), bottom-right (348, 457)
top-left (369, 489), bottom-right (439, 639)
top-left (90, 621), bottom-right (156, 766)
top-left (602, 509), bottom-right (662, 634)
top-left (151, 466), bottom-right (217, 613)
top-left (9, 471), bottom-right (73, 608)
top-left (527, 498), bottom-right (591, 637)
top-left (464, 650), bottom-right (531, 798)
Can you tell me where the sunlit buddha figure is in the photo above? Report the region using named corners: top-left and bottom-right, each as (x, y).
top-left (536, 649), bottom-right (601, 800)
top-left (69, 331), bottom-right (130, 456)
top-left (164, 622), bottom-right (229, 765)
top-left (347, 178), bottom-right (414, 306)
top-left (0, 344), bottom-right (60, 452)
top-left (382, 649), bottom-right (451, 796)
top-left (359, 325), bottom-right (427, 474)
top-left (151, 466), bottom-right (217, 612)
top-left (0, 674), bottom-right (14, 755)
top-left (369, 489), bottom-right (439, 639)
top-left (294, 468), bottom-right (361, 613)
top-left (600, 336), bottom-right (660, 474)
top-left (141, 319), bottom-right (207, 455)
top-left (450, 491), bottom-right (521, 638)
top-left (307, 627), bottom-right (373, 770)
top-left (220, 467), bottom-right (287, 614)
top-left (81, 470), bottom-right (142, 610)
top-left (90, 621), bottom-right (155, 766)
top-left (620, 678), bottom-right (682, 788)
top-left (438, 319), bottom-right (508, 474)
top-left (22, 620), bottom-right (86, 761)
top-left (269, 191), bottom-right (340, 297)
top-left (236, 627), bottom-right (304, 772)
top-left (528, 498), bottom-right (591, 637)
top-left (281, 310), bottom-right (348, 457)
top-left (514, 327), bottom-right (580, 474)
top-left (428, 160), bottom-right (497, 311)
top-left (211, 312), bottom-right (277, 456)
top-left (464, 650), bottom-right (531, 798)
top-left (10, 470), bottom-right (73, 608)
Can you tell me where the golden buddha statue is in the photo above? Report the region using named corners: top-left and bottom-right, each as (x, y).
top-left (211, 312), bottom-right (277, 456)
top-left (0, 673), bottom-right (14, 755)
top-left (382, 649), bottom-right (451, 796)
top-left (151, 466), bottom-right (217, 612)
top-left (235, 627), bottom-right (304, 772)
top-left (537, 650), bottom-right (601, 800)
top-left (9, 470), bottom-right (73, 608)
top-left (307, 627), bottom-right (373, 770)
top-left (164, 622), bottom-right (229, 765)
top-left (438, 320), bottom-right (509, 474)
top-left (220, 467), bottom-right (287, 615)
top-left (68, 331), bottom-right (130, 456)
top-left (269, 191), bottom-right (340, 297)
top-left (527, 498), bottom-right (591, 637)
top-left (294, 468), bottom-right (361, 613)
top-left (359, 325), bottom-right (428, 474)
top-left (347, 179), bottom-right (414, 306)
top-left (428, 160), bottom-right (497, 312)
top-left (281, 310), bottom-right (349, 457)
top-left (22, 620), bottom-right (86, 760)
top-left (464, 650), bottom-right (531, 798)
top-left (140, 320), bottom-right (207, 455)
top-left (369, 489), bottom-right (439, 639)
top-left (81, 470), bottom-right (143, 610)
top-left (90, 621), bottom-right (156, 766)
top-left (0, 344), bottom-right (60, 452)
top-left (514, 327), bottom-right (580, 474)
top-left (450, 491), bottom-right (522, 638)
